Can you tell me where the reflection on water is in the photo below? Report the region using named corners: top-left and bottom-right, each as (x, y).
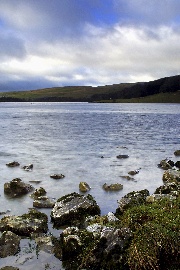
top-left (0, 102), bottom-right (179, 269)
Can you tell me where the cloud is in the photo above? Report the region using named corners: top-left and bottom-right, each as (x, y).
top-left (114, 0), bottom-right (180, 26)
top-left (0, 33), bottom-right (26, 60)
top-left (0, 0), bottom-right (179, 91)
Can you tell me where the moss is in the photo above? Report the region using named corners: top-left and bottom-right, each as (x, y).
top-left (120, 197), bottom-right (180, 270)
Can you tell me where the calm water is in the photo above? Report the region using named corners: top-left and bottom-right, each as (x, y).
top-left (0, 102), bottom-right (179, 269)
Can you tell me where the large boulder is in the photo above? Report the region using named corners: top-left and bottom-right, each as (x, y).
top-left (115, 189), bottom-right (150, 215)
top-left (4, 178), bottom-right (34, 197)
top-left (158, 159), bottom-right (174, 170)
top-left (51, 192), bottom-right (100, 227)
top-left (0, 209), bottom-right (48, 237)
top-left (154, 182), bottom-right (180, 197)
top-left (0, 231), bottom-right (20, 258)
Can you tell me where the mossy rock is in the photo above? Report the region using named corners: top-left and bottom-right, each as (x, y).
top-left (51, 192), bottom-right (100, 227)
top-left (115, 189), bottom-right (149, 215)
top-left (0, 209), bottom-right (48, 236)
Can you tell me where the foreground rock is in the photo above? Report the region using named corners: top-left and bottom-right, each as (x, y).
top-left (51, 192), bottom-right (100, 227)
top-left (35, 236), bottom-right (54, 254)
top-left (0, 231), bottom-right (20, 258)
top-left (4, 178), bottom-right (34, 197)
top-left (103, 183), bottom-right (123, 191)
top-left (158, 159), bottom-right (174, 170)
top-left (115, 189), bottom-right (150, 215)
top-left (58, 216), bottom-right (132, 269)
top-left (0, 209), bottom-right (48, 237)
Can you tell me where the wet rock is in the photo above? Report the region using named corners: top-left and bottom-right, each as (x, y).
top-left (0, 209), bottom-right (48, 237)
top-left (102, 183), bottom-right (123, 191)
top-left (162, 169), bottom-right (180, 184)
top-left (30, 187), bottom-right (46, 199)
top-left (51, 192), bottom-right (100, 227)
top-left (6, 161), bottom-right (20, 167)
top-left (116, 154), bottom-right (129, 159)
top-left (128, 168), bottom-right (141, 175)
top-left (79, 182), bottom-right (91, 192)
top-left (33, 196), bottom-right (56, 208)
top-left (174, 150), bottom-right (180, 156)
top-left (50, 174), bottom-right (65, 179)
top-left (158, 159), bottom-right (174, 170)
top-left (4, 178), bottom-right (34, 197)
top-left (0, 231), bottom-right (20, 258)
top-left (35, 236), bottom-right (54, 254)
top-left (22, 164), bottom-right (33, 171)
top-left (115, 189), bottom-right (150, 215)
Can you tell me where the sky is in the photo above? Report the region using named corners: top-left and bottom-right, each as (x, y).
top-left (0, 0), bottom-right (180, 91)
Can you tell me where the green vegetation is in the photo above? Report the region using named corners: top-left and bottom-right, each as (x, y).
top-left (0, 75), bottom-right (179, 103)
top-left (118, 197), bottom-right (180, 270)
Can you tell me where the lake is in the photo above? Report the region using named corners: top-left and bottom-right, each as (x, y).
top-left (0, 102), bottom-right (179, 269)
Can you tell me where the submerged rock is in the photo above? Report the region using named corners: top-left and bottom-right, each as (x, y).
top-left (0, 231), bottom-right (20, 258)
top-left (116, 154), bottom-right (129, 159)
top-left (0, 267), bottom-right (19, 270)
top-left (50, 174), bottom-right (65, 179)
top-left (103, 183), bottom-right (123, 191)
top-left (0, 209), bottom-right (48, 237)
top-left (4, 178), bottom-right (34, 197)
top-left (51, 192), bottom-right (100, 227)
top-left (33, 196), bottom-right (56, 208)
top-left (115, 189), bottom-right (150, 215)
top-left (79, 182), bottom-right (91, 192)
top-left (35, 236), bottom-right (54, 254)
top-left (6, 161), bottom-right (20, 167)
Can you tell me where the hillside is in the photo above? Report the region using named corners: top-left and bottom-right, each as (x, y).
top-left (0, 75), bottom-right (180, 103)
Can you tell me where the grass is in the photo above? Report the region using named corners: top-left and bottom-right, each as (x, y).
top-left (118, 197), bottom-right (180, 270)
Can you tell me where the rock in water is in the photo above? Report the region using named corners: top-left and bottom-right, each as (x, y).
top-left (103, 183), bottom-right (123, 191)
top-left (6, 161), bottom-right (20, 167)
top-left (79, 182), bottom-right (91, 192)
top-left (4, 178), bottom-right (34, 197)
top-left (51, 192), bottom-right (100, 227)
top-left (0, 209), bottom-right (48, 236)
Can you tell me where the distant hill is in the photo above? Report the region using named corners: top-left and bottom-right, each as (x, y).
top-left (0, 74), bottom-right (180, 103)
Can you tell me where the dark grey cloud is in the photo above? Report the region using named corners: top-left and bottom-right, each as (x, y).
top-left (0, 34), bottom-right (26, 60)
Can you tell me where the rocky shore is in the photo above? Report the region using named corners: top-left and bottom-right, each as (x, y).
top-left (0, 151), bottom-right (180, 270)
